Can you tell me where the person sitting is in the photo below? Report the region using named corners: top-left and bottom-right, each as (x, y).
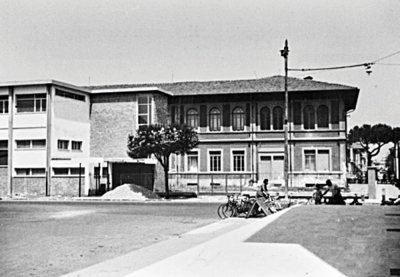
top-left (313, 184), bottom-right (323, 205)
top-left (322, 179), bottom-right (345, 205)
top-left (256, 179), bottom-right (270, 201)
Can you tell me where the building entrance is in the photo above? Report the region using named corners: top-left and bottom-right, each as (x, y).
top-left (258, 154), bottom-right (284, 184)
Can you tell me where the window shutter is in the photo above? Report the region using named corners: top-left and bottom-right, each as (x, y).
top-left (245, 103), bottom-right (250, 126)
top-left (170, 106), bottom-right (176, 124)
top-left (293, 102), bottom-right (301, 125)
top-left (200, 105), bottom-right (207, 127)
top-left (222, 104), bottom-right (230, 127)
top-left (331, 101), bottom-right (339, 124)
top-left (180, 105), bottom-right (185, 124)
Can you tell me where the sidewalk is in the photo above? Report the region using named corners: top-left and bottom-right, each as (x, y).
top-left (62, 206), bottom-right (347, 277)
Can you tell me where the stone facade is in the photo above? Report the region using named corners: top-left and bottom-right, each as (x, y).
top-left (12, 178), bottom-right (46, 196)
top-left (0, 167), bottom-right (8, 195)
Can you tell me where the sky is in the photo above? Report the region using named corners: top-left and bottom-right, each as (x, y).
top-left (1, 0), bottom-right (399, 131)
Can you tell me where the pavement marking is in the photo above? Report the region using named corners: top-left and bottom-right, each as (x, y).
top-left (50, 210), bottom-right (95, 219)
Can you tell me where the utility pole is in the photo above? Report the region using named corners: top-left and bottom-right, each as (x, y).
top-left (280, 40), bottom-right (289, 199)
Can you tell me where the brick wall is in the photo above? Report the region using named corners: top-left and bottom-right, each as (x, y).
top-left (12, 178), bottom-right (46, 196)
top-left (90, 94), bottom-right (137, 158)
top-left (52, 177), bottom-right (84, 197)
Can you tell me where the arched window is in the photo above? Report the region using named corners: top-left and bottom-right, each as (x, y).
top-left (303, 105), bottom-right (315, 130)
top-left (317, 105), bottom-right (329, 128)
top-left (272, 106), bottom-right (283, 130)
top-left (232, 107), bottom-right (245, 131)
top-left (186, 108), bottom-right (198, 128)
top-left (209, 108), bottom-right (221, 131)
top-left (260, 107), bottom-right (271, 130)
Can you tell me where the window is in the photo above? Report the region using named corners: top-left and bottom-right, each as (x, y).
top-left (260, 107), bottom-right (271, 130)
top-left (232, 107), bottom-right (244, 131)
top-left (304, 149), bottom-right (330, 171)
top-left (16, 139), bottom-right (46, 149)
top-left (102, 167), bottom-right (108, 178)
top-left (304, 150), bottom-right (316, 171)
top-left (15, 168), bottom-right (45, 176)
top-left (186, 151), bottom-right (199, 172)
top-left (0, 96), bottom-right (8, 114)
top-left (317, 150), bottom-right (330, 171)
top-left (31, 168), bottom-right (46, 175)
top-left (272, 106), bottom-right (283, 130)
top-left (16, 94), bottom-right (46, 113)
top-left (72, 141), bottom-right (82, 151)
top-left (186, 109), bottom-right (199, 128)
top-left (232, 150), bottom-right (245, 172)
top-left (209, 150), bottom-right (222, 172)
top-left (169, 153), bottom-right (177, 172)
top-left (317, 105), bottom-right (329, 128)
top-left (0, 140), bottom-right (7, 165)
top-left (32, 140), bottom-right (46, 149)
top-left (58, 140), bottom-right (69, 150)
top-left (138, 95), bottom-right (152, 127)
top-left (55, 89), bottom-right (85, 102)
top-left (209, 108), bottom-right (221, 131)
top-left (70, 168), bottom-right (85, 175)
top-left (53, 168), bottom-right (69, 175)
top-left (303, 105), bottom-right (315, 130)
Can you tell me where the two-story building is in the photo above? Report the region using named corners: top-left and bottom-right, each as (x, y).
top-left (0, 75), bottom-right (359, 197)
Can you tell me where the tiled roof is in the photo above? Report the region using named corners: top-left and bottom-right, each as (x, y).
top-left (86, 75), bottom-right (358, 96)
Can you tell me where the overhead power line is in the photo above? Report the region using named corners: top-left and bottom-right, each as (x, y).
top-left (288, 50), bottom-right (400, 74)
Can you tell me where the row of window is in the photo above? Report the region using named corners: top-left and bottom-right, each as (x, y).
top-left (57, 140), bottom-right (83, 151)
top-left (0, 91), bottom-right (85, 115)
top-left (15, 167), bottom-right (85, 176)
top-left (170, 148), bottom-right (331, 173)
top-left (170, 150), bottom-right (246, 172)
top-left (183, 104), bottom-right (333, 131)
top-left (13, 139), bottom-right (83, 151)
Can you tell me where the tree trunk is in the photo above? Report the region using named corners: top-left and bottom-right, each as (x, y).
top-left (164, 166), bottom-right (170, 199)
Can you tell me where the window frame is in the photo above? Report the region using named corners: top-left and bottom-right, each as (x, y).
top-left (209, 107), bottom-right (221, 132)
top-left (272, 106), bottom-right (284, 130)
top-left (71, 141), bottom-right (83, 151)
top-left (186, 150), bottom-right (199, 172)
top-left (186, 108), bottom-right (199, 129)
top-left (317, 105), bottom-right (330, 129)
top-left (303, 148), bottom-right (331, 172)
top-left (137, 95), bottom-right (152, 127)
top-left (15, 139), bottom-right (46, 150)
top-left (57, 139), bottom-right (69, 151)
top-left (303, 105), bottom-right (316, 130)
top-left (208, 149), bottom-right (223, 172)
top-left (0, 96), bottom-right (9, 114)
top-left (15, 93), bottom-right (47, 113)
top-left (15, 168), bottom-right (46, 176)
top-left (232, 107), bottom-right (245, 131)
top-left (231, 149), bottom-right (246, 172)
top-left (260, 106), bottom-right (271, 130)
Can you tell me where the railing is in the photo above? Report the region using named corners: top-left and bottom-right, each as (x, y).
top-left (168, 172), bottom-right (252, 194)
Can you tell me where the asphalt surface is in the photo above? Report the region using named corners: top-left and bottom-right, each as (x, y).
top-left (0, 201), bottom-right (221, 277)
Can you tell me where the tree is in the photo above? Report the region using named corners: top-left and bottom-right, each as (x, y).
top-left (127, 124), bottom-right (198, 199)
top-left (348, 124), bottom-right (392, 166)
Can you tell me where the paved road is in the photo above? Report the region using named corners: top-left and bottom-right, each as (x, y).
top-left (0, 201), bottom-right (221, 277)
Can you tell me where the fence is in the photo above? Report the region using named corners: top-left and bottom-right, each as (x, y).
top-left (168, 173), bottom-right (253, 194)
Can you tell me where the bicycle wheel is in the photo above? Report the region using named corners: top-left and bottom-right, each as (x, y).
top-left (220, 203), bottom-right (237, 218)
top-left (217, 203), bottom-right (227, 219)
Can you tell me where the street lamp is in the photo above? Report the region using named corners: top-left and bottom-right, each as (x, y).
top-left (281, 40), bottom-right (289, 199)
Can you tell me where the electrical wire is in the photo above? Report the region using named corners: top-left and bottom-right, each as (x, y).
top-left (289, 50), bottom-right (400, 72)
